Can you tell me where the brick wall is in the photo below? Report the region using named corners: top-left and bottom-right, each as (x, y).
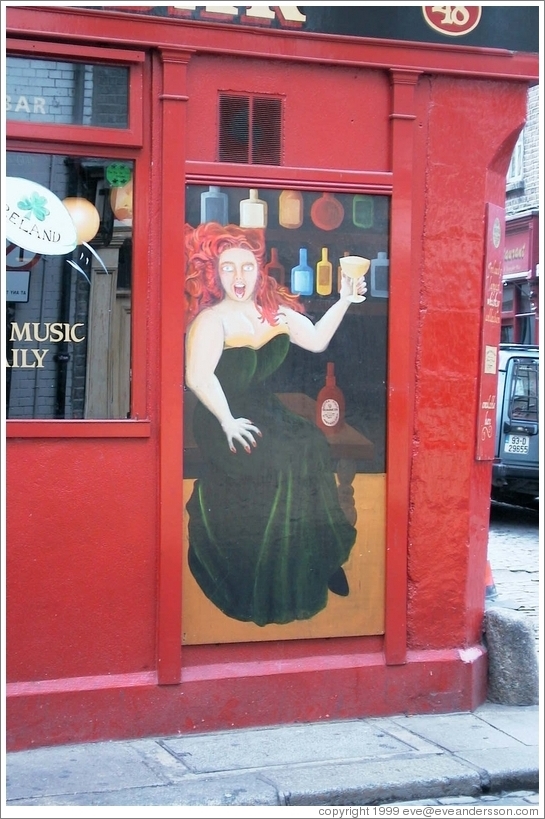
top-left (6, 57), bottom-right (128, 127)
top-left (506, 85), bottom-right (539, 217)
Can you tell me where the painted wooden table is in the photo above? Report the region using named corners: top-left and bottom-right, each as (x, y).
top-left (184, 390), bottom-right (375, 526)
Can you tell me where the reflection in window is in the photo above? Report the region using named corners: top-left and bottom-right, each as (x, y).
top-left (502, 283), bottom-right (514, 314)
top-left (508, 361), bottom-right (538, 422)
top-left (506, 131), bottom-right (524, 191)
top-left (6, 57), bottom-right (129, 128)
top-left (6, 152), bottom-right (133, 419)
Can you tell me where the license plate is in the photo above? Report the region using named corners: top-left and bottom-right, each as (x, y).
top-left (504, 434), bottom-right (530, 454)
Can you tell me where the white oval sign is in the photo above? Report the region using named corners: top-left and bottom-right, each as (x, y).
top-left (5, 177), bottom-right (78, 255)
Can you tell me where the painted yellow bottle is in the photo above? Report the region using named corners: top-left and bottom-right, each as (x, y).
top-left (316, 247), bottom-right (333, 296)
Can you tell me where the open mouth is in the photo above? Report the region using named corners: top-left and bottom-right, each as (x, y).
top-left (234, 283), bottom-right (246, 299)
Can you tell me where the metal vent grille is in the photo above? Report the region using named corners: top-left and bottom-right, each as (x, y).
top-left (219, 94), bottom-right (282, 165)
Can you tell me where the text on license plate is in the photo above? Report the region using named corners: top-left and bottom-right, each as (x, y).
top-left (504, 434), bottom-right (529, 454)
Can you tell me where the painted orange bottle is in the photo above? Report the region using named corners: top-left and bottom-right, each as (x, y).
top-left (265, 247), bottom-right (286, 287)
top-left (279, 189), bottom-right (303, 229)
top-left (316, 362), bottom-right (345, 436)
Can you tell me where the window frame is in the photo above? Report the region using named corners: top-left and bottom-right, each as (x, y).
top-left (506, 131), bottom-right (524, 191)
top-left (6, 38), bottom-right (145, 148)
top-left (6, 40), bottom-right (149, 438)
top-left (508, 360), bottom-right (539, 422)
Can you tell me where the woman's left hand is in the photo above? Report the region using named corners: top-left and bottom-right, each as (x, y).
top-left (222, 416), bottom-right (262, 454)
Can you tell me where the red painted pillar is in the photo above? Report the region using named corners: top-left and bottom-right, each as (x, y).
top-left (407, 78), bottom-right (530, 650)
top-left (156, 47), bottom-right (193, 684)
top-left (384, 70), bottom-right (421, 665)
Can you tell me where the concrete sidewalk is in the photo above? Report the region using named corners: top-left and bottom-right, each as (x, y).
top-left (4, 702), bottom-right (540, 808)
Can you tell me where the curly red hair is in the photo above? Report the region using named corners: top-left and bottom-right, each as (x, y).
top-left (185, 222), bottom-right (305, 325)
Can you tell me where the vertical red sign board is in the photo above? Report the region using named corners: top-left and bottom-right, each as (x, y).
top-left (476, 203), bottom-right (505, 460)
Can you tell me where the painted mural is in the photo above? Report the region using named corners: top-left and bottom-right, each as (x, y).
top-left (183, 186), bottom-right (390, 643)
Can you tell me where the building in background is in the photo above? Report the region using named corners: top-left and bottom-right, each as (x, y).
top-left (502, 85), bottom-right (540, 344)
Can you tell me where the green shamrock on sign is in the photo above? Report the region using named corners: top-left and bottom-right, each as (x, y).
top-left (106, 163), bottom-right (131, 188)
top-left (17, 192), bottom-right (50, 221)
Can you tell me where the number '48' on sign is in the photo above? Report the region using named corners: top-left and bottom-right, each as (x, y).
top-left (422, 6), bottom-right (482, 36)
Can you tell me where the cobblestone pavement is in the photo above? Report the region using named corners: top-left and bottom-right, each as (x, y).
top-left (393, 789), bottom-right (539, 806)
top-left (388, 501), bottom-right (543, 812)
top-left (486, 501), bottom-right (540, 653)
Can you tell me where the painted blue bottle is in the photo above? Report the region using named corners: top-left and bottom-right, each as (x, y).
top-left (200, 185), bottom-right (228, 225)
top-left (291, 247), bottom-right (313, 296)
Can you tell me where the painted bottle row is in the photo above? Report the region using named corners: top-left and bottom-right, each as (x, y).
top-left (200, 186), bottom-right (385, 231)
top-left (266, 246), bottom-right (389, 298)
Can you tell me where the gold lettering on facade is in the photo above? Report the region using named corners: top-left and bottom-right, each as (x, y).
top-left (504, 243), bottom-right (526, 261)
top-left (7, 323), bottom-right (86, 368)
top-left (484, 259), bottom-right (502, 324)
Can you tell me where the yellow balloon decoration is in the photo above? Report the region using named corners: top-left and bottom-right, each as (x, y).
top-left (62, 197), bottom-right (101, 244)
top-left (110, 179), bottom-right (133, 223)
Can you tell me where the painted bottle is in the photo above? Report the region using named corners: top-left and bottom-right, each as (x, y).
top-left (200, 185), bottom-right (228, 225)
top-left (264, 247), bottom-right (286, 287)
top-left (337, 251), bottom-right (350, 293)
top-left (316, 362), bottom-right (345, 436)
top-left (239, 188), bottom-right (268, 228)
top-left (290, 247), bottom-right (313, 296)
top-left (279, 189), bottom-right (303, 229)
top-left (370, 251), bottom-right (390, 297)
top-left (316, 247), bottom-right (333, 296)
top-left (352, 194), bottom-right (374, 228)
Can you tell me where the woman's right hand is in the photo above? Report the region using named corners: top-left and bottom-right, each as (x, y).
top-left (221, 417), bottom-right (262, 454)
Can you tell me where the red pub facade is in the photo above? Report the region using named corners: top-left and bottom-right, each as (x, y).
top-left (5, 4), bottom-right (539, 751)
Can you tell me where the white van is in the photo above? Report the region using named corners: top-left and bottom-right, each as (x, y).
top-left (492, 344), bottom-right (539, 508)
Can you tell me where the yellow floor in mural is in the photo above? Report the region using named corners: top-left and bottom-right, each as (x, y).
top-left (182, 473), bottom-right (385, 644)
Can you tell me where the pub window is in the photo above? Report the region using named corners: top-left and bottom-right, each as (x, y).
top-left (501, 282), bottom-right (515, 315)
top-left (506, 132), bottom-right (524, 191)
top-left (6, 151), bottom-right (134, 420)
top-left (6, 57), bottom-right (129, 129)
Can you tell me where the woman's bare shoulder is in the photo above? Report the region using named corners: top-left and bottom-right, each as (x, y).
top-left (187, 306), bottom-right (224, 337)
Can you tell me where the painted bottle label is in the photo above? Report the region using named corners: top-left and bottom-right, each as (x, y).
top-left (321, 398), bottom-right (340, 427)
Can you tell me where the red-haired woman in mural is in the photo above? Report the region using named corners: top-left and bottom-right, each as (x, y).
top-left (184, 221), bottom-right (366, 626)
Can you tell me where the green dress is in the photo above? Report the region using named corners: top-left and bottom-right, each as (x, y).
top-left (186, 333), bottom-right (356, 626)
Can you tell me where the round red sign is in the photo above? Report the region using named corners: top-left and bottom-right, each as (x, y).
top-left (422, 6), bottom-right (482, 37)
